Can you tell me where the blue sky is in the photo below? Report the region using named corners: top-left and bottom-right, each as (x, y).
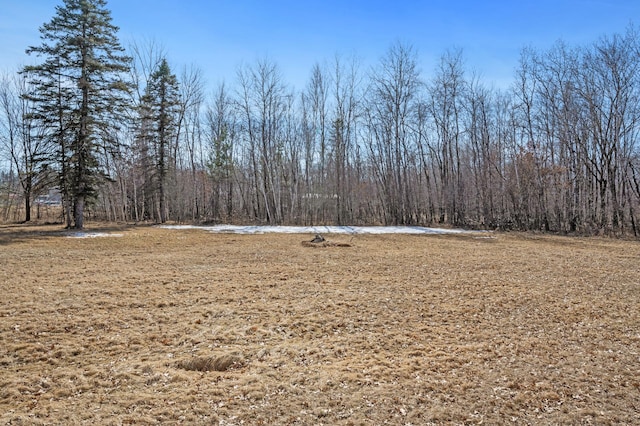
top-left (1, 1), bottom-right (638, 90)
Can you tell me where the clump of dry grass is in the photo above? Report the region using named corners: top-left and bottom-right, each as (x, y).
top-left (176, 354), bottom-right (244, 372)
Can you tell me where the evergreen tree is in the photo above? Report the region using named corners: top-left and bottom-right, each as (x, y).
top-left (138, 58), bottom-right (180, 223)
top-left (205, 82), bottom-right (235, 220)
top-left (24, 0), bottom-right (131, 229)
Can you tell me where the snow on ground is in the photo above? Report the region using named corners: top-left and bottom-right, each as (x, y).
top-left (159, 224), bottom-right (481, 235)
top-left (65, 232), bottom-right (124, 238)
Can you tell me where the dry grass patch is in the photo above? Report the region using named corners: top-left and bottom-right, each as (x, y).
top-left (176, 354), bottom-right (244, 372)
top-left (1, 224), bottom-right (639, 424)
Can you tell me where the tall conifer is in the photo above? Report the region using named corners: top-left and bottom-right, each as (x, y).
top-left (24, 0), bottom-right (131, 229)
top-left (138, 58), bottom-right (180, 223)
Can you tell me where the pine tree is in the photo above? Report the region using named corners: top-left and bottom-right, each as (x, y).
top-left (206, 83), bottom-right (235, 220)
top-left (138, 58), bottom-right (180, 223)
top-left (24, 0), bottom-right (131, 229)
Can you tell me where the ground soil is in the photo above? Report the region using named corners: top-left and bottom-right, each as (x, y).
top-left (1, 224), bottom-right (639, 425)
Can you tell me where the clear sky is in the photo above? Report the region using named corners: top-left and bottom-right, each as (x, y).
top-left (1, 0), bottom-right (639, 90)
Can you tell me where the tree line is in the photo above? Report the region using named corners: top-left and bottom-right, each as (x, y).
top-left (1, 0), bottom-right (640, 235)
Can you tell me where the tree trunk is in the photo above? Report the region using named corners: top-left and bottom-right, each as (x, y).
top-left (24, 193), bottom-right (31, 222)
top-left (75, 194), bottom-right (84, 229)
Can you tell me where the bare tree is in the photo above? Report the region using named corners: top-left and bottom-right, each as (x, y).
top-left (236, 59), bottom-right (289, 223)
top-left (301, 62), bottom-right (330, 222)
top-left (578, 32), bottom-right (640, 233)
top-left (173, 66), bottom-right (205, 220)
top-left (366, 42), bottom-right (422, 224)
top-left (428, 49), bottom-right (467, 225)
top-left (0, 72), bottom-right (54, 222)
top-left (331, 54), bottom-right (362, 224)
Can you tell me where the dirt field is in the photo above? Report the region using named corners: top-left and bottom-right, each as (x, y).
top-left (1, 224), bottom-right (639, 425)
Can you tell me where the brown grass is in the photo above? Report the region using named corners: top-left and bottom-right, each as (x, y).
top-left (301, 240), bottom-right (352, 248)
top-left (1, 224), bottom-right (639, 425)
top-left (176, 354), bottom-right (244, 372)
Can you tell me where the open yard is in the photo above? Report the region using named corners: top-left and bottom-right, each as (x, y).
top-left (1, 224), bottom-right (639, 425)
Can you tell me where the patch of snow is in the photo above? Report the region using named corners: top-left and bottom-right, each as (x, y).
top-left (159, 224), bottom-right (482, 235)
top-left (65, 232), bottom-right (124, 239)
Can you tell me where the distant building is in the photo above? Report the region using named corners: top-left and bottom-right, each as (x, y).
top-left (35, 188), bottom-right (62, 206)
